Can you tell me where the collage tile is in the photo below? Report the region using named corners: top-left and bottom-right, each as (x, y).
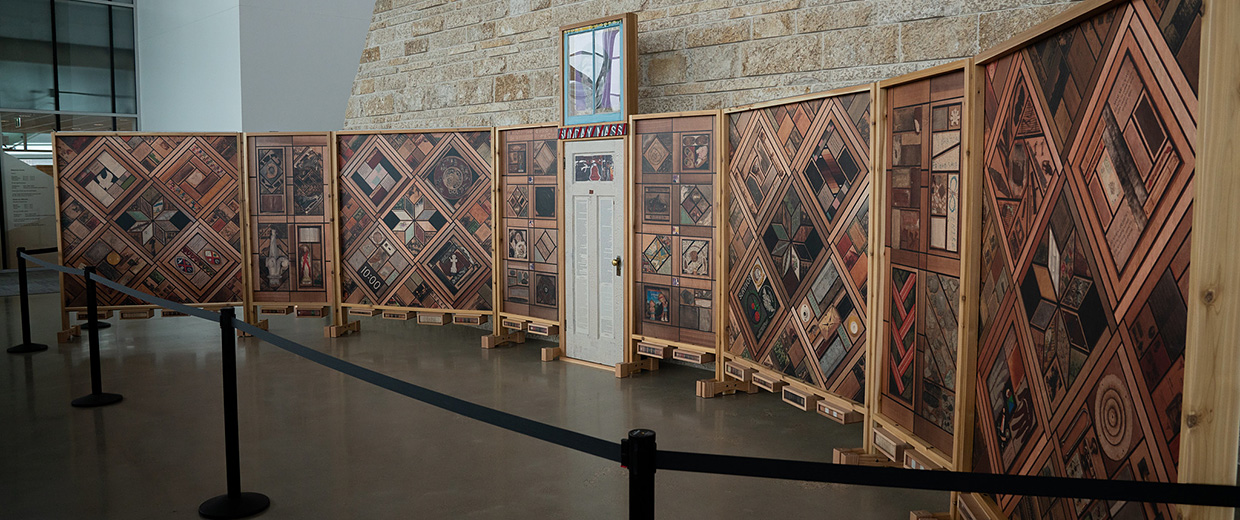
top-left (247, 134), bottom-right (334, 305)
top-left (882, 71), bottom-right (966, 457)
top-left (500, 127), bottom-right (560, 321)
top-left (972, 1), bottom-right (1200, 518)
top-left (336, 131), bottom-right (494, 311)
top-left (634, 115), bottom-right (717, 349)
top-left (726, 92), bottom-right (872, 401)
top-left (56, 134), bottom-right (244, 308)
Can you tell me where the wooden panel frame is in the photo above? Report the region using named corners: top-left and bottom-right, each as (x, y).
top-left (871, 59), bottom-right (980, 474)
top-left (627, 109), bottom-right (725, 381)
top-left (51, 131), bottom-right (246, 330)
top-left (559, 13), bottom-right (638, 130)
top-left (241, 132), bottom-right (338, 327)
top-left (492, 123), bottom-right (566, 336)
top-left (332, 127), bottom-right (497, 318)
top-left (722, 82), bottom-right (878, 418)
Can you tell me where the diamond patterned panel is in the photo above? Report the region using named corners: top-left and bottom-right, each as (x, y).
top-left (338, 131), bottom-right (492, 310)
top-left (498, 126), bottom-right (559, 320)
top-left (56, 134), bottom-right (243, 308)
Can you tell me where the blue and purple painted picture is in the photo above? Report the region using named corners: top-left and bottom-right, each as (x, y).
top-left (563, 18), bottom-right (625, 126)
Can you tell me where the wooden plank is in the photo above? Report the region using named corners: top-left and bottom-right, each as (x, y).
top-left (817, 396), bottom-right (864, 424)
top-left (119, 308), bottom-right (154, 320)
top-left (294, 305), bottom-right (328, 318)
top-left (75, 310), bottom-right (113, 321)
top-left (452, 314), bottom-right (488, 326)
top-left (751, 372), bottom-right (786, 393)
top-left (696, 377), bottom-right (758, 397)
top-left (382, 310), bottom-right (415, 320)
top-left (501, 318), bottom-right (526, 331)
top-left (864, 81), bottom-right (885, 455)
top-left (956, 493), bottom-right (1006, 520)
top-left (903, 448), bottom-right (944, 471)
top-left (781, 386), bottom-right (820, 412)
top-left (873, 425), bottom-right (911, 462)
top-left (326, 320), bottom-right (360, 338)
top-left (636, 342), bottom-right (673, 359)
top-left (348, 308), bottom-right (380, 317)
top-left (416, 312), bottom-right (447, 325)
top-left (526, 322), bottom-right (558, 336)
top-left (952, 59), bottom-right (983, 474)
top-left (671, 349), bottom-right (714, 364)
top-left (724, 360), bottom-right (754, 383)
top-left (1179, 1), bottom-right (1240, 519)
top-left (259, 306), bottom-right (293, 315)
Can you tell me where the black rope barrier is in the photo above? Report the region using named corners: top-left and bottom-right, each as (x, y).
top-left (18, 252), bottom-right (1240, 516)
top-left (7, 247), bottom-right (50, 354)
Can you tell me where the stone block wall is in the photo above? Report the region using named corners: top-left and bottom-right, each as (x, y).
top-left (343, 0), bottom-right (1082, 130)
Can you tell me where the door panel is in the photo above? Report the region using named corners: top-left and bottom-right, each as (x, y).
top-left (563, 138), bottom-right (626, 366)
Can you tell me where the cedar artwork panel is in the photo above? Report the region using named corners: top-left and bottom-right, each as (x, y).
top-left (971, 1), bottom-right (1199, 518)
top-left (726, 91), bottom-right (872, 400)
top-left (56, 134), bottom-right (244, 308)
top-left (499, 126), bottom-right (560, 321)
top-left (634, 115), bottom-right (717, 349)
top-left (881, 70), bottom-right (965, 458)
top-left (248, 134), bottom-right (334, 305)
top-left (336, 131), bottom-right (494, 311)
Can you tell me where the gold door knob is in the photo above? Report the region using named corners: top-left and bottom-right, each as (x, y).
top-left (612, 256), bottom-right (622, 276)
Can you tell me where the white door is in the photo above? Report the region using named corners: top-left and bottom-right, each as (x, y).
top-left (563, 138), bottom-right (626, 366)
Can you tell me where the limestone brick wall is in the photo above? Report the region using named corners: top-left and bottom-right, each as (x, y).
top-left (344, 0), bottom-right (1082, 130)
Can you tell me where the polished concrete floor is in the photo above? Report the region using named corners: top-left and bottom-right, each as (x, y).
top-left (1, 292), bottom-right (947, 519)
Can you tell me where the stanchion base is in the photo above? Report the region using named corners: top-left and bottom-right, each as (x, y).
top-left (7, 342), bottom-right (49, 354)
top-left (71, 392), bottom-right (124, 408)
top-left (80, 321), bottom-right (112, 330)
top-left (199, 492), bottom-right (270, 519)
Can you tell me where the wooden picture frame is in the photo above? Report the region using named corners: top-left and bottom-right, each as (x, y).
top-left (559, 13), bottom-right (637, 130)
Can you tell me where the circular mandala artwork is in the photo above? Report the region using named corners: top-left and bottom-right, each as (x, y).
top-left (1094, 374), bottom-right (1133, 461)
top-left (432, 156), bottom-right (475, 201)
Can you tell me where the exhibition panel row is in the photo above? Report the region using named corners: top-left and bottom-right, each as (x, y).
top-left (47, 0), bottom-right (1222, 518)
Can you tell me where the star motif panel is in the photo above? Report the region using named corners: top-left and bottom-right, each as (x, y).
top-left (634, 115), bottom-right (718, 349)
top-left (972, 2), bottom-right (1198, 518)
top-left (727, 91), bottom-right (871, 401)
top-left (55, 134), bottom-right (243, 308)
top-left (881, 71), bottom-right (966, 457)
top-left (246, 134), bottom-right (334, 306)
top-left (499, 126), bottom-right (560, 322)
top-left (337, 131), bottom-right (493, 311)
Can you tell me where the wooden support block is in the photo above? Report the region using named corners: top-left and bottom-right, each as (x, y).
top-left (325, 320), bottom-right (361, 338)
top-left (526, 322), bottom-right (558, 336)
top-left (672, 349), bottom-right (714, 364)
top-left (902, 449), bottom-right (942, 471)
top-left (695, 378), bottom-right (757, 397)
top-left (161, 309), bottom-right (188, 317)
top-left (873, 426), bottom-right (911, 462)
top-left (416, 312), bottom-right (447, 325)
top-left (724, 361), bottom-right (755, 382)
top-left (453, 314), bottom-right (488, 325)
top-left (781, 386), bottom-right (820, 411)
top-left (259, 306), bottom-right (292, 315)
top-left (348, 308), bottom-right (380, 317)
top-left (910, 510), bottom-right (950, 520)
top-left (238, 319), bottom-right (269, 337)
top-left (501, 318), bottom-right (526, 331)
top-left (615, 357), bottom-right (658, 378)
top-left (957, 493), bottom-right (1005, 520)
top-left (295, 306), bottom-right (328, 318)
top-left (382, 310), bottom-right (415, 320)
top-left (540, 346), bottom-right (564, 361)
top-left (751, 372), bottom-right (786, 393)
top-left (816, 396), bottom-right (863, 424)
top-left (76, 310), bottom-right (113, 321)
top-left (636, 342), bottom-right (672, 359)
top-left (832, 447), bottom-right (902, 467)
top-left (119, 308), bottom-right (154, 320)
top-left (57, 325), bottom-right (82, 343)
top-left (482, 329), bottom-right (525, 349)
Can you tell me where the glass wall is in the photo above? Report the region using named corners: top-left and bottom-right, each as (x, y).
top-left (0, 0), bottom-right (137, 268)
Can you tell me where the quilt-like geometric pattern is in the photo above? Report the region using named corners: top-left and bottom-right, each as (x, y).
top-left (727, 92), bottom-right (871, 401)
top-left (500, 126), bottom-right (560, 321)
top-left (56, 134), bottom-right (243, 308)
top-left (973, 2), bottom-right (1199, 518)
top-left (246, 134), bottom-right (333, 305)
top-left (881, 71), bottom-right (966, 457)
top-left (634, 115), bottom-right (718, 349)
top-left (337, 131), bottom-right (493, 311)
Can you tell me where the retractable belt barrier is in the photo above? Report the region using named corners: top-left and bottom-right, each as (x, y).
top-left (18, 252), bottom-right (1240, 519)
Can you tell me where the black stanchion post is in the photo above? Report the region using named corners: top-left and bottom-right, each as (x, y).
top-left (8, 247), bottom-right (48, 354)
top-left (622, 429), bottom-right (656, 520)
top-left (199, 307), bottom-right (269, 519)
top-left (71, 266), bottom-right (122, 408)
